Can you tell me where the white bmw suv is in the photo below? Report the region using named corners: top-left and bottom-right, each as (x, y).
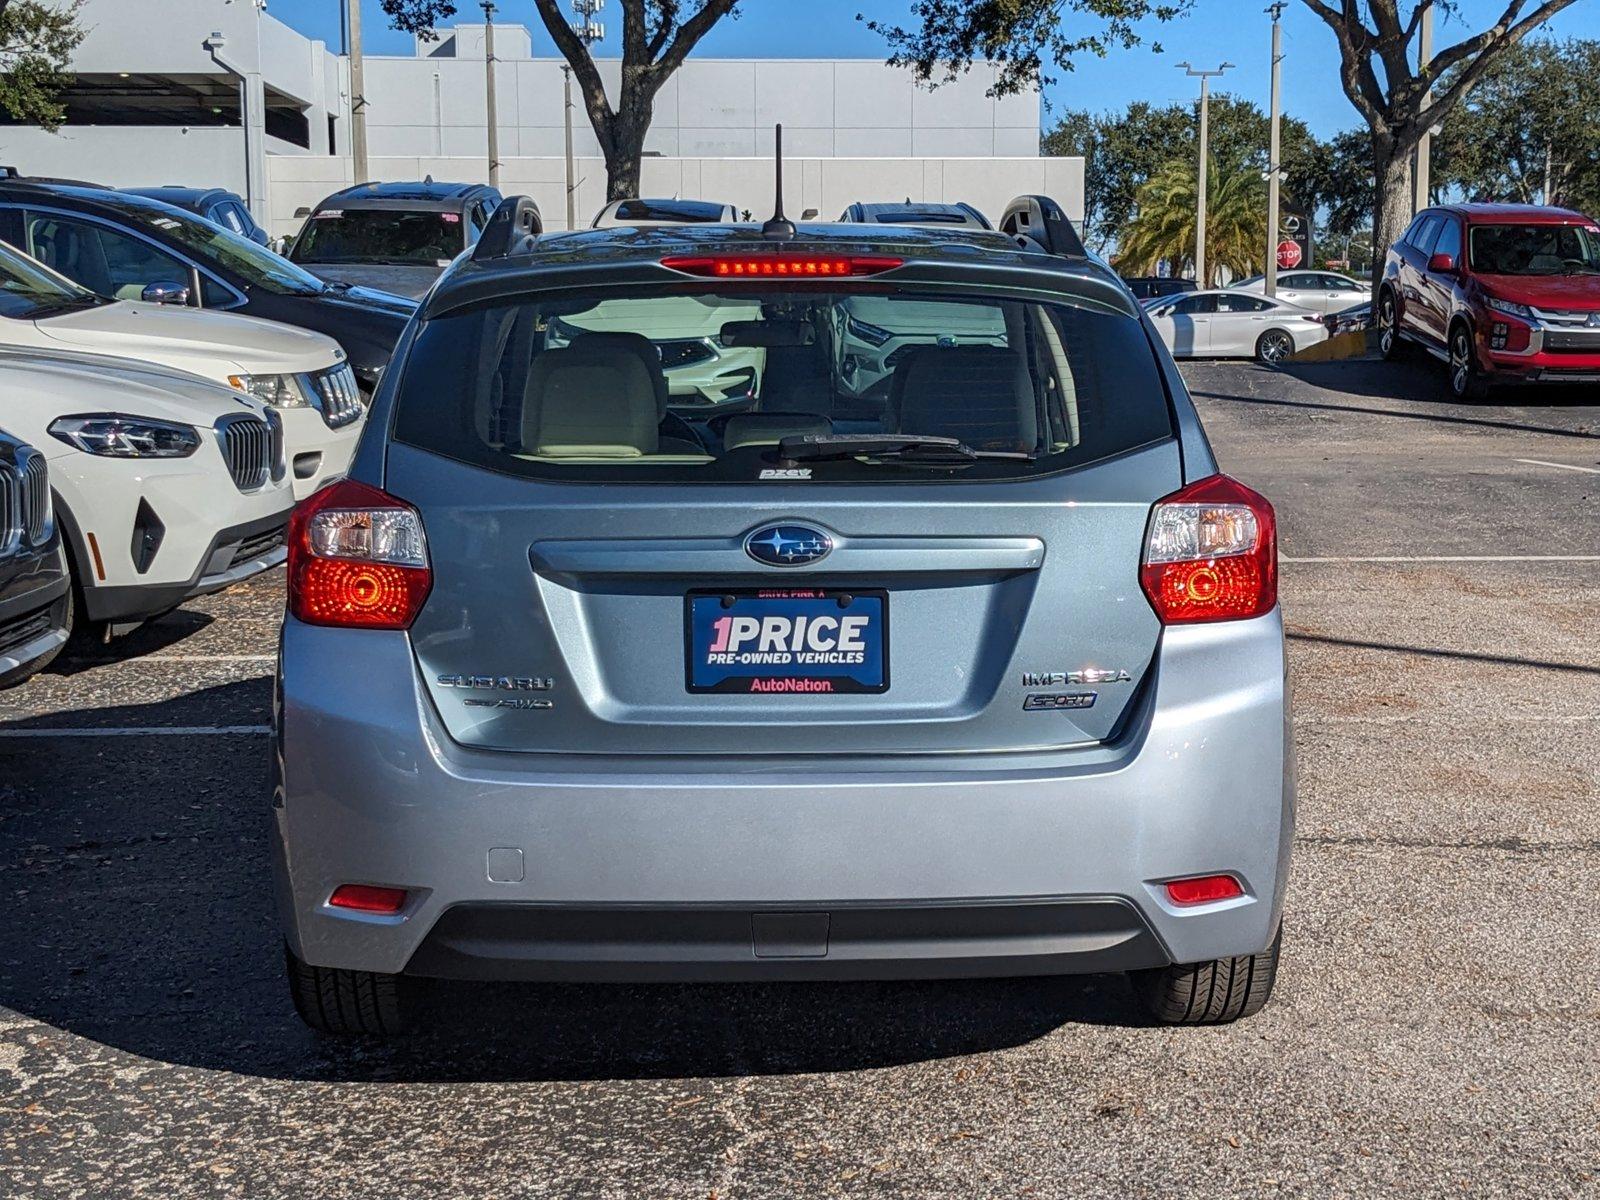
top-left (0, 347), bottom-right (295, 638)
top-left (0, 241), bottom-right (363, 500)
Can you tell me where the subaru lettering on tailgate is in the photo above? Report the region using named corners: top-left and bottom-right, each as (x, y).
top-left (686, 589), bottom-right (888, 693)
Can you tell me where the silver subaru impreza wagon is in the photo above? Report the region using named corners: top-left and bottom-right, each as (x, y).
top-left (272, 195), bottom-right (1293, 1034)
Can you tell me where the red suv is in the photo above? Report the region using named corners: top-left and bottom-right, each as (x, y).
top-left (1379, 203), bottom-right (1600, 398)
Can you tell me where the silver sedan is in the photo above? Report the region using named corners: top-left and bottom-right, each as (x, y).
top-left (1145, 289), bottom-right (1329, 363)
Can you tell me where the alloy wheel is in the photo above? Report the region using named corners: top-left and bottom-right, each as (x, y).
top-left (1258, 331), bottom-right (1293, 364)
top-left (1450, 329), bottom-right (1473, 396)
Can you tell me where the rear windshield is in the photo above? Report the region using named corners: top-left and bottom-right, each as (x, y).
top-left (610, 200), bottom-right (725, 223)
top-left (1468, 222), bottom-right (1600, 275)
top-left (392, 284), bottom-right (1174, 483)
top-left (292, 209), bottom-right (463, 265)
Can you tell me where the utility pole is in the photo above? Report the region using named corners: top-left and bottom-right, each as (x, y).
top-left (1413, 3), bottom-right (1433, 212)
top-left (1264, 3), bottom-right (1285, 298)
top-left (1543, 142), bottom-right (1554, 206)
top-left (482, 2), bottom-right (500, 189)
top-left (562, 65), bottom-right (577, 229)
top-left (1177, 61), bottom-right (1233, 287)
top-left (347, 0), bottom-right (369, 183)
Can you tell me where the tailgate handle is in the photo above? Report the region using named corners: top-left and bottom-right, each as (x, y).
top-left (529, 534), bottom-right (1045, 579)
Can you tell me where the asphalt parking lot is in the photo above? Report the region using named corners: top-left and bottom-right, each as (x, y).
top-left (2, 356), bottom-right (1597, 1198)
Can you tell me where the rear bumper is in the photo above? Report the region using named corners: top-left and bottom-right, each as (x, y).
top-left (274, 610), bottom-right (1294, 979)
top-left (404, 898), bottom-right (1169, 982)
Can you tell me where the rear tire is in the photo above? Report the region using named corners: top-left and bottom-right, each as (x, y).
top-left (1378, 290), bottom-right (1405, 361)
top-left (1132, 923), bottom-right (1281, 1024)
top-left (1448, 322), bottom-right (1490, 401)
top-left (1255, 329), bottom-right (1295, 364)
top-left (285, 944), bottom-right (411, 1036)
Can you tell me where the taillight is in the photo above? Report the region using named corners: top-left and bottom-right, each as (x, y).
top-left (659, 255), bottom-right (902, 278)
top-left (1140, 474), bottom-right (1277, 624)
top-left (328, 884), bottom-right (408, 914)
top-left (1164, 874), bottom-right (1244, 905)
top-left (287, 479), bottom-right (431, 629)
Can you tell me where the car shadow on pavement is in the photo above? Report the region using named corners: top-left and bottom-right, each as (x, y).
top-left (1189, 359), bottom-right (1600, 440)
top-left (44, 608), bottom-right (218, 678)
top-left (0, 680), bottom-right (1152, 1085)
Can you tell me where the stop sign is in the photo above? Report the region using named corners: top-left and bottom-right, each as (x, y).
top-left (1276, 239), bottom-right (1303, 269)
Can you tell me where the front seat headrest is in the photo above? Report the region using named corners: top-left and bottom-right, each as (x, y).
top-left (570, 331), bottom-right (671, 418)
top-left (524, 343), bottom-right (660, 458)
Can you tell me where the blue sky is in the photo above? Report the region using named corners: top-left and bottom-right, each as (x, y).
top-left (271, 0), bottom-right (1599, 139)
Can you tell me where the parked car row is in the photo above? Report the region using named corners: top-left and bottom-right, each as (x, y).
top-left (0, 174), bottom-right (422, 688)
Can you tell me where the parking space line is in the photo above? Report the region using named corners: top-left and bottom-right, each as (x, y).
top-left (1285, 555), bottom-right (1600, 563)
top-left (71, 654), bottom-right (275, 665)
top-left (0, 725), bottom-right (270, 738)
top-left (1515, 458), bottom-right (1600, 475)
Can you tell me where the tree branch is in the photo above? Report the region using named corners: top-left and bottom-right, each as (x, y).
top-left (1427, 0), bottom-right (1575, 78)
top-left (654, 0), bottom-right (737, 77)
top-left (621, 0), bottom-right (648, 66)
top-left (529, 0), bottom-right (614, 133)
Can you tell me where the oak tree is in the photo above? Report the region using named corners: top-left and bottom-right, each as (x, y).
top-left (380, 0), bottom-right (739, 201)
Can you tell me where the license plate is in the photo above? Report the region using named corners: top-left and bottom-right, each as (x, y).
top-left (685, 588), bottom-right (888, 694)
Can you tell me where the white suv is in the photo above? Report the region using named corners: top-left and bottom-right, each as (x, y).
top-left (0, 347), bottom-right (295, 638)
top-left (0, 242), bottom-right (362, 499)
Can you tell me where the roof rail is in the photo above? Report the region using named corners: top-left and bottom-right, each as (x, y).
top-left (999, 195), bottom-right (1087, 258)
top-left (473, 195), bottom-right (544, 261)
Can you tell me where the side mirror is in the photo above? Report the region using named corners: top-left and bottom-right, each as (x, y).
top-left (294, 206), bottom-right (311, 218)
top-left (800, 208), bottom-right (819, 220)
top-left (1428, 252), bottom-right (1456, 274)
top-left (140, 280), bottom-right (191, 305)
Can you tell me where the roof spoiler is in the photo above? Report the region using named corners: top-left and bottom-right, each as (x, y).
top-left (473, 195), bottom-right (543, 261)
top-left (999, 195), bottom-right (1087, 258)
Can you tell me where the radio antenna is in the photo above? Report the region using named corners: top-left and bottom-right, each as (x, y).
top-left (761, 123), bottom-right (796, 240)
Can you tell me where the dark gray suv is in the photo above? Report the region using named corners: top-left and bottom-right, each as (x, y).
top-left (274, 198), bottom-right (1293, 1035)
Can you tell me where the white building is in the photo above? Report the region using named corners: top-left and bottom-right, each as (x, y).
top-left (0, 1), bottom-right (1082, 234)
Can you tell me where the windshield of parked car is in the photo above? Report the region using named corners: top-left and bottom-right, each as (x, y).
top-left (123, 202), bottom-right (326, 295)
top-left (0, 240), bottom-right (102, 319)
top-left (1468, 222), bottom-right (1600, 275)
top-left (290, 209), bottom-right (464, 265)
top-left (393, 283), bottom-right (1174, 482)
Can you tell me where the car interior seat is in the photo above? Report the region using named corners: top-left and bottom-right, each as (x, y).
top-left (523, 342), bottom-right (660, 458)
top-left (889, 346), bottom-right (1037, 452)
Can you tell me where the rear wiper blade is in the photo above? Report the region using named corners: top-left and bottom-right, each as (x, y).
top-left (776, 433), bottom-right (1033, 463)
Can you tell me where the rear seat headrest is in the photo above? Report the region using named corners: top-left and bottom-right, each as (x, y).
top-left (892, 345), bottom-right (1036, 453)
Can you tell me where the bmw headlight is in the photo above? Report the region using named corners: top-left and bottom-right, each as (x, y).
top-left (48, 414), bottom-right (201, 458)
top-left (228, 373), bottom-right (312, 408)
top-left (1486, 296), bottom-right (1534, 320)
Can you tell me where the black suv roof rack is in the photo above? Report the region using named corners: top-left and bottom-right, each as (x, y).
top-left (473, 195), bottom-right (544, 261)
top-left (999, 195), bottom-right (1088, 259)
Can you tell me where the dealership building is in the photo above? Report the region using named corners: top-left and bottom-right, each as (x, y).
top-left (0, 0), bottom-right (1082, 234)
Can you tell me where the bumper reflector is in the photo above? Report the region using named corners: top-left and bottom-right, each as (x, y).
top-left (328, 884), bottom-right (408, 914)
top-left (1164, 874), bottom-right (1244, 906)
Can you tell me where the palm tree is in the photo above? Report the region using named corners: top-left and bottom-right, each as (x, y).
top-left (1117, 157), bottom-right (1268, 286)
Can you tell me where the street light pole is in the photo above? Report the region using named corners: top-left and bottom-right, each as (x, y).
top-left (1264, 3), bottom-right (1285, 298)
top-left (346, 0), bottom-right (369, 182)
top-left (1414, 4), bottom-right (1433, 211)
top-left (1177, 61), bottom-right (1233, 287)
top-left (562, 65), bottom-right (576, 230)
top-left (482, 2), bottom-right (500, 189)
